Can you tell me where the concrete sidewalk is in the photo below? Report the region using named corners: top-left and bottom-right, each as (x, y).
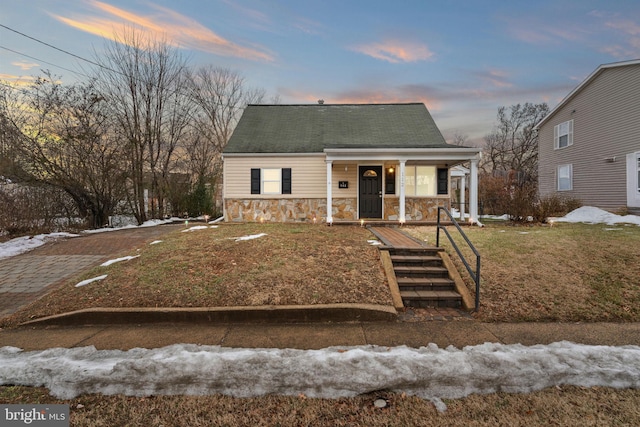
top-left (1, 320), bottom-right (639, 351)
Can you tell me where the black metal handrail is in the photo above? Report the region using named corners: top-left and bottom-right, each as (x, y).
top-left (436, 206), bottom-right (481, 311)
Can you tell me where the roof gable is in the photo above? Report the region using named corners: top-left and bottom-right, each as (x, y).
top-left (535, 59), bottom-right (640, 130)
top-left (224, 103), bottom-right (454, 154)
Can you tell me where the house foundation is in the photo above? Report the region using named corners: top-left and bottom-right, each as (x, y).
top-left (224, 197), bottom-right (450, 222)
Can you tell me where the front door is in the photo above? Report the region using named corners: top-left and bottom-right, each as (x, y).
top-left (359, 166), bottom-right (383, 218)
top-left (627, 152), bottom-right (640, 208)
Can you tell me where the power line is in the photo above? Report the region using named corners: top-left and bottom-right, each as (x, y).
top-left (0, 45), bottom-right (93, 80)
top-left (0, 23), bottom-right (200, 100)
top-left (0, 23), bottom-right (106, 71)
top-left (0, 22), bottom-right (129, 79)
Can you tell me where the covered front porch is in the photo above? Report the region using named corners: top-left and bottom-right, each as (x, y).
top-left (324, 148), bottom-right (481, 225)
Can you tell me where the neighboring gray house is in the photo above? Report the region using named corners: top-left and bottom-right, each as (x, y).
top-left (222, 103), bottom-right (482, 223)
top-left (536, 59), bottom-right (640, 213)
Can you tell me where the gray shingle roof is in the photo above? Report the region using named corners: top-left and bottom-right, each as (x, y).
top-left (224, 103), bottom-right (454, 154)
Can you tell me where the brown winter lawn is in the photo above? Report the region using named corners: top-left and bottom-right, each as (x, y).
top-left (3, 221), bottom-right (640, 424)
top-left (3, 220), bottom-right (640, 324)
top-left (406, 220), bottom-right (640, 322)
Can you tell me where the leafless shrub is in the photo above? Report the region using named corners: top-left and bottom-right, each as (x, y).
top-left (0, 184), bottom-right (80, 237)
top-left (537, 194), bottom-right (582, 220)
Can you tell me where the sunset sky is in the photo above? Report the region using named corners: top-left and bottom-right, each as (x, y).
top-left (1, 0), bottom-right (639, 144)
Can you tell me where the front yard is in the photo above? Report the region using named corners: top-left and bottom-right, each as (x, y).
top-left (1, 223), bottom-right (392, 326)
top-left (407, 221), bottom-right (640, 322)
top-left (2, 220), bottom-right (640, 327)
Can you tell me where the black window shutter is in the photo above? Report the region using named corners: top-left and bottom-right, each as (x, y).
top-left (251, 168), bottom-right (260, 194)
top-left (282, 168), bottom-right (292, 194)
top-left (437, 168), bottom-right (448, 195)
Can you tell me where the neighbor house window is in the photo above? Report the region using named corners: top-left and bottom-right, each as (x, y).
top-left (557, 164), bottom-right (572, 191)
top-left (403, 166), bottom-right (447, 196)
top-left (250, 168), bottom-right (292, 195)
top-left (554, 120), bottom-right (573, 149)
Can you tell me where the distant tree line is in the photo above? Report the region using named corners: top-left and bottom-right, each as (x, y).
top-left (0, 28), bottom-right (271, 233)
top-left (476, 102), bottom-right (580, 221)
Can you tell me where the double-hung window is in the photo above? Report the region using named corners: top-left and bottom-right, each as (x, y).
top-left (251, 168), bottom-right (292, 195)
top-left (554, 120), bottom-right (573, 149)
top-left (557, 164), bottom-right (572, 191)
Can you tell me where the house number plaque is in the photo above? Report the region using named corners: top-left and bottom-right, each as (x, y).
top-left (338, 181), bottom-right (348, 188)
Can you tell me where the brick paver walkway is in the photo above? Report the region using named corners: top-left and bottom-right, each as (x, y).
top-left (0, 224), bottom-right (183, 317)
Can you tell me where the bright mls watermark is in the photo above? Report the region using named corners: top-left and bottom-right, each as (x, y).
top-left (1, 405), bottom-right (69, 426)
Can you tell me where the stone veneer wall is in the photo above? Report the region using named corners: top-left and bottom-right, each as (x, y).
top-left (384, 197), bottom-right (450, 221)
top-left (225, 197), bottom-right (449, 222)
top-left (224, 198), bottom-right (357, 222)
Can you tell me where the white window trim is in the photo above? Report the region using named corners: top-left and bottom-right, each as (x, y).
top-left (554, 119), bottom-right (574, 150)
top-left (557, 164), bottom-right (573, 191)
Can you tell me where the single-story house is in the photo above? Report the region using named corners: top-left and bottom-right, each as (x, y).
top-left (536, 59), bottom-right (640, 214)
top-left (222, 102), bottom-right (482, 223)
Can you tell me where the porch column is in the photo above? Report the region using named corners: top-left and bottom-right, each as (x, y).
top-left (326, 160), bottom-right (333, 223)
top-left (399, 160), bottom-right (406, 223)
top-left (469, 159), bottom-right (479, 223)
top-left (459, 174), bottom-right (466, 220)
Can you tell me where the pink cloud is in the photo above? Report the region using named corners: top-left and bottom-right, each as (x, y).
top-left (352, 39), bottom-right (434, 63)
top-left (51, 0), bottom-right (274, 62)
top-left (475, 69), bottom-right (513, 88)
top-left (11, 60), bottom-right (39, 71)
top-left (280, 86), bottom-right (440, 112)
top-left (600, 17), bottom-right (640, 58)
top-left (605, 19), bottom-right (640, 36)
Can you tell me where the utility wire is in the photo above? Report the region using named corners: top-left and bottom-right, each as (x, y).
top-left (0, 23), bottom-right (107, 71)
top-left (0, 22), bottom-right (130, 80)
top-left (0, 45), bottom-right (93, 80)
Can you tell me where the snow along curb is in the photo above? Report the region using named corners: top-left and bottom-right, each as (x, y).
top-left (20, 304), bottom-right (398, 326)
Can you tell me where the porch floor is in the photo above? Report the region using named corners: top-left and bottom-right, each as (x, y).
top-left (368, 226), bottom-right (434, 249)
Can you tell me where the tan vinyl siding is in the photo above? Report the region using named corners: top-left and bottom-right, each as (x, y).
top-left (539, 63), bottom-right (640, 210)
top-left (331, 163), bottom-right (358, 198)
top-left (224, 155), bottom-right (326, 198)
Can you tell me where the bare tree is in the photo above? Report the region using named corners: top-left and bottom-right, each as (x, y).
top-left (0, 73), bottom-right (127, 228)
top-left (187, 66), bottom-right (265, 184)
top-left (450, 131), bottom-right (470, 146)
top-left (93, 28), bottom-right (193, 223)
top-left (481, 103), bottom-right (549, 185)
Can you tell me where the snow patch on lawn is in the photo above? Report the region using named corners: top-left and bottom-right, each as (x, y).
top-left (74, 275), bottom-right (108, 288)
top-left (100, 255), bottom-right (140, 267)
top-left (0, 233), bottom-right (79, 260)
top-left (233, 233), bottom-right (267, 242)
top-left (181, 225), bottom-right (209, 232)
top-left (553, 206), bottom-right (640, 226)
top-left (83, 218), bottom-right (180, 234)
